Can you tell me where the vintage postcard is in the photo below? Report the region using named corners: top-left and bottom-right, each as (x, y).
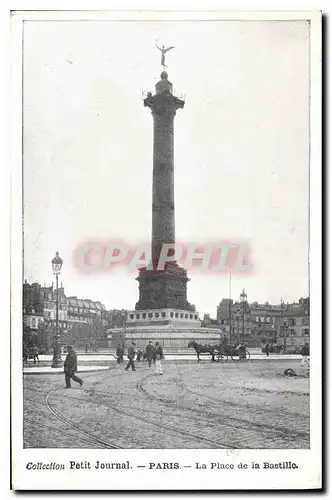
top-left (10, 6), bottom-right (322, 491)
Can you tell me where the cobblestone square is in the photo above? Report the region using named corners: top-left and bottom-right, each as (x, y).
top-left (23, 359), bottom-right (309, 449)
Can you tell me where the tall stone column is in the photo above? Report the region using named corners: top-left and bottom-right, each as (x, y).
top-left (145, 71), bottom-right (184, 264)
top-left (135, 71), bottom-right (193, 312)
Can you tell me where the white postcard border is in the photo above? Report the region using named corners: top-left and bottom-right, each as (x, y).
top-left (10, 7), bottom-right (322, 491)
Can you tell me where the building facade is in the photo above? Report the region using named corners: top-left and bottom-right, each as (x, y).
top-left (277, 298), bottom-right (310, 353)
top-left (23, 281), bottom-right (110, 349)
top-left (216, 294), bottom-right (310, 351)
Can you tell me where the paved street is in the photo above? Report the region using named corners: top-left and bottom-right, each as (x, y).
top-left (24, 359), bottom-right (309, 449)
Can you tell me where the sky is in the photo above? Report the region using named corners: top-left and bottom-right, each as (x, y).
top-left (23, 19), bottom-right (310, 316)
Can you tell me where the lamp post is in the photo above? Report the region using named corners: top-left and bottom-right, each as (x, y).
top-left (283, 320), bottom-right (289, 354)
top-left (240, 289), bottom-right (247, 343)
top-left (228, 266), bottom-right (232, 346)
top-left (121, 309), bottom-right (127, 340)
top-left (51, 251), bottom-right (63, 368)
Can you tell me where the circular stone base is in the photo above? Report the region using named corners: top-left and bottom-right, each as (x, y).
top-left (107, 325), bottom-right (224, 350)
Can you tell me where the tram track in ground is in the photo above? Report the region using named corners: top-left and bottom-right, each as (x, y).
top-left (25, 368), bottom-right (133, 449)
top-left (92, 387), bottom-right (237, 449)
top-left (37, 366), bottom-right (235, 448)
top-left (24, 419), bottom-right (106, 448)
top-left (137, 373), bottom-right (309, 445)
top-left (45, 386), bottom-right (123, 449)
top-left (25, 365), bottom-right (309, 449)
top-left (174, 377), bottom-right (308, 419)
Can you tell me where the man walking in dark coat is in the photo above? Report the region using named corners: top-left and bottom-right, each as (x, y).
top-left (300, 342), bottom-right (310, 368)
top-left (64, 345), bottom-right (83, 388)
top-left (145, 341), bottom-right (155, 367)
top-left (125, 342), bottom-right (136, 371)
top-left (32, 345), bottom-right (39, 364)
top-left (116, 343), bottom-right (124, 364)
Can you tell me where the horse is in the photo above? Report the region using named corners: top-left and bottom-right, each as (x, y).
top-left (188, 341), bottom-right (218, 362)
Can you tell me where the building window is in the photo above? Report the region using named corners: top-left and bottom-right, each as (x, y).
top-left (148, 313), bottom-right (153, 318)
top-left (170, 312), bottom-right (174, 318)
top-left (303, 328), bottom-right (309, 336)
top-left (162, 312), bottom-right (166, 318)
top-left (155, 313), bottom-right (159, 318)
top-left (185, 314), bottom-right (188, 319)
top-left (190, 314), bottom-right (193, 319)
top-left (142, 313), bottom-right (146, 319)
top-left (136, 314), bottom-right (140, 319)
top-left (130, 314), bottom-right (134, 320)
top-left (195, 315), bottom-right (198, 320)
top-left (175, 313), bottom-right (179, 318)
top-left (180, 313), bottom-right (184, 319)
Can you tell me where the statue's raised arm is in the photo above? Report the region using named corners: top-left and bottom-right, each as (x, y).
top-left (155, 40), bottom-right (162, 52)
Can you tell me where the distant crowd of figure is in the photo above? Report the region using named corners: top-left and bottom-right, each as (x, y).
top-left (116, 341), bottom-right (164, 374)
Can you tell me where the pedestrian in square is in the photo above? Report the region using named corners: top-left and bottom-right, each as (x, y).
top-left (32, 345), bottom-right (39, 364)
top-left (145, 341), bottom-right (155, 367)
top-left (264, 343), bottom-right (270, 357)
top-left (136, 349), bottom-right (143, 362)
top-left (116, 343), bottom-right (123, 364)
top-left (300, 342), bottom-right (310, 368)
top-left (64, 345), bottom-right (83, 388)
top-left (155, 342), bottom-right (164, 375)
top-left (23, 344), bottom-right (29, 363)
top-left (125, 342), bottom-right (136, 371)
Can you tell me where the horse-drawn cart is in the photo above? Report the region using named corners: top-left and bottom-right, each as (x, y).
top-left (216, 345), bottom-right (250, 362)
top-left (188, 341), bottom-right (250, 362)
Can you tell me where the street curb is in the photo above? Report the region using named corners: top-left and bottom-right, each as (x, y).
top-left (23, 358), bottom-right (304, 374)
top-left (23, 367), bottom-right (109, 375)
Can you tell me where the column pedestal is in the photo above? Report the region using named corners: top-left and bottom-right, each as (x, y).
top-left (135, 262), bottom-right (194, 311)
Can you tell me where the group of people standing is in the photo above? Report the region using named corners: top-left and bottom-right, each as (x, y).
top-left (23, 345), bottom-right (40, 364)
top-left (116, 341), bottom-right (164, 375)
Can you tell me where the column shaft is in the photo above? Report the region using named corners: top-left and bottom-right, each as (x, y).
top-left (152, 112), bottom-right (175, 263)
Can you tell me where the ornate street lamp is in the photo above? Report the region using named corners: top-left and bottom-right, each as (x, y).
top-left (51, 251), bottom-right (63, 368)
top-left (283, 320), bottom-right (289, 354)
top-left (121, 309), bottom-right (127, 336)
top-left (240, 289), bottom-right (247, 343)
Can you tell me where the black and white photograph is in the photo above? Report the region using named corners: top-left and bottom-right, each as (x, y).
top-left (10, 6), bottom-right (322, 491)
